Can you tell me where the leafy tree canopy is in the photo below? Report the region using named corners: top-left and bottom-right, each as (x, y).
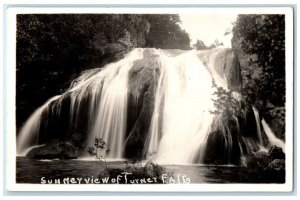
top-left (145, 14), bottom-right (191, 50)
top-left (193, 39), bottom-right (224, 50)
top-left (232, 14), bottom-right (285, 108)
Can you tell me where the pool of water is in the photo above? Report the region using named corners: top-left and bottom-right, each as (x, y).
top-left (16, 157), bottom-right (284, 184)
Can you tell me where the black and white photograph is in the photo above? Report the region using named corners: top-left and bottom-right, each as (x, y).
top-left (4, 6), bottom-right (294, 192)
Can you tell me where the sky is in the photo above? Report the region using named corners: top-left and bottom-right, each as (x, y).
top-left (179, 14), bottom-right (238, 48)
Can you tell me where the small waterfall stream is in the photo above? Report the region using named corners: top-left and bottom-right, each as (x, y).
top-left (261, 119), bottom-right (285, 153)
top-left (251, 106), bottom-right (285, 153)
top-left (252, 106), bottom-right (263, 145)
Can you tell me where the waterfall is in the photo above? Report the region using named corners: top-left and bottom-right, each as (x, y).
top-left (144, 50), bottom-right (217, 164)
top-left (261, 119), bottom-right (285, 153)
top-left (250, 106), bottom-right (285, 154)
top-left (89, 48), bottom-right (144, 158)
top-left (17, 49), bottom-right (144, 157)
top-left (252, 106), bottom-right (263, 145)
top-left (17, 95), bottom-right (61, 155)
top-left (17, 48), bottom-right (245, 164)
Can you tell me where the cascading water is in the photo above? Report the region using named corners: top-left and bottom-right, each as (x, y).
top-left (17, 49), bottom-right (144, 157)
top-left (17, 95), bottom-right (61, 155)
top-left (261, 119), bottom-right (285, 152)
top-left (252, 106), bottom-right (263, 145)
top-left (249, 106), bottom-right (286, 154)
top-left (88, 49), bottom-right (144, 158)
top-left (18, 48), bottom-right (266, 165)
top-left (144, 51), bottom-right (218, 164)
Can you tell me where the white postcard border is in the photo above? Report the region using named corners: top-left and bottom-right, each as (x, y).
top-left (4, 6), bottom-right (294, 192)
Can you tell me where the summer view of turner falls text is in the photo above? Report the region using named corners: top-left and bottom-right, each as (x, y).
top-left (16, 14), bottom-right (286, 184)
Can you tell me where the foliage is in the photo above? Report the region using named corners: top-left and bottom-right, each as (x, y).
top-left (210, 80), bottom-right (244, 119)
top-left (231, 14), bottom-right (285, 108)
top-left (209, 39), bottom-right (224, 49)
top-left (94, 138), bottom-right (107, 151)
top-left (145, 14), bottom-right (191, 50)
top-left (238, 152), bottom-right (285, 183)
top-left (193, 40), bottom-right (208, 50)
top-left (88, 138), bottom-right (108, 169)
top-left (17, 14), bottom-right (148, 70)
top-left (193, 39), bottom-right (224, 50)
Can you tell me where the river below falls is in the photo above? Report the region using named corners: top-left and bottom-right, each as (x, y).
top-left (16, 157), bottom-right (283, 184)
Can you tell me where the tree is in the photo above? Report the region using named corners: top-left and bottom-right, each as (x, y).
top-left (208, 39), bottom-right (224, 49)
top-left (193, 40), bottom-right (208, 50)
top-left (145, 14), bottom-right (191, 50)
top-left (232, 14), bottom-right (285, 108)
top-left (88, 138), bottom-right (108, 169)
top-left (193, 39), bottom-right (224, 50)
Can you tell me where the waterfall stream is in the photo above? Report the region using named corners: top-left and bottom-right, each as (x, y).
top-left (144, 51), bottom-right (217, 164)
top-left (17, 95), bottom-right (62, 155)
top-left (261, 119), bottom-right (285, 153)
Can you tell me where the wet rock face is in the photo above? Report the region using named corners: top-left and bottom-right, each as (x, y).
top-left (197, 48), bottom-right (242, 92)
top-left (27, 140), bottom-right (80, 160)
top-left (243, 146), bottom-right (285, 169)
top-left (240, 146), bottom-right (285, 183)
top-left (203, 114), bottom-right (242, 165)
top-left (125, 53), bottom-right (161, 159)
top-left (211, 49), bottom-right (242, 91)
top-left (263, 106), bottom-right (285, 140)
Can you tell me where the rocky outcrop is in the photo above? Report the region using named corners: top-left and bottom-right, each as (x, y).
top-left (27, 140), bottom-right (80, 159)
top-left (268, 159), bottom-right (285, 171)
top-left (269, 145), bottom-right (285, 160)
top-left (263, 106), bottom-right (285, 140)
top-left (124, 50), bottom-right (161, 159)
top-left (238, 145), bottom-right (285, 183)
top-left (197, 48), bottom-right (242, 92)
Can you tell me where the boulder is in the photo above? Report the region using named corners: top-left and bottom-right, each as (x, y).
top-left (239, 154), bottom-right (285, 183)
top-left (268, 145), bottom-right (285, 160)
top-left (268, 159), bottom-right (285, 171)
top-left (27, 140), bottom-right (80, 159)
top-left (243, 152), bottom-right (269, 169)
